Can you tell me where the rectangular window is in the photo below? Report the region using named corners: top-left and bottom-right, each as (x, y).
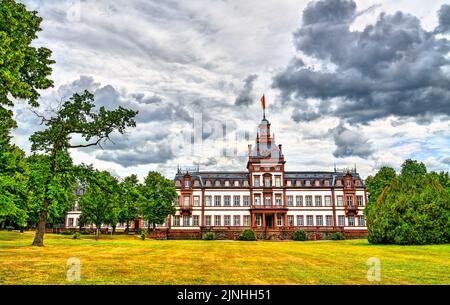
top-left (233, 215), bottom-right (240, 226)
top-left (277, 214), bottom-right (283, 226)
top-left (174, 215), bottom-right (180, 226)
top-left (338, 215), bottom-right (345, 227)
top-left (256, 215), bottom-right (262, 227)
top-left (326, 215), bottom-right (333, 226)
top-left (315, 196), bottom-right (322, 207)
top-left (193, 196), bottom-right (200, 207)
top-left (254, 177), bottom-right (260, 187)
top-left (214, 196), bottom-right (221, 207)
top-left (264, 177), bottom-right (271, 187)
top-left (275, 195), bottom-right (282, 206)
top-left (348, 215), bottom-right (355, 226)
top-left (316, 216), bottom-right (323, 226)
top-left (358, 215), bottom-right (365, 226)
top-left (205, 196), bottom-right (212, 207)
top-left (205, 215), bottom-right (211, 226)
top-left (307, 215), bottom-right (314, 226)
top-left (224, 215), bottom-right (230, 226)
top-left (346, 196), bottom-right (353, 207)
top-left (357, 196), bottom-right (363, 207)
top-left (183, 196), bottom-right (190, 207)
top-left (297, 215), bottom-right (304, 226)
top-left (254, 195), bottom-right (261, 206)
top-left (337, 196), bottom-right (343, 207)
top-left (244, 215), bottom-right (250, 226)
top-left (287, 215), bottom-right (294, 226)
top-left (347, 180), bottom-right (351, 188)
top-left (234, 196), bottom-right (240, 206)
top-left (184, 181), bottom-right (189, 188)
top-left (296, 196), bottom-right (303, 206)
top-left (265, 196), bottom-right (271, 207)
top-left (275, 177), bottom-right (281, 187)
top-left (287, 196), bottom-right (293, 206)
top-left (68, 218), bottom-right (74, 227)
top-left (243, 196), bottom-right (250, 206)
top-left (224, 196), bottom-right (230, 206)
top-left (183, 215), bottom-right (189, 226)
top-left (193, 215), bottom-right (199, 226)
top-left (325, 196), bottom-right (332, 207)
top-left (306, 196), bottom-right (313, 207)
top-left (214, 215), bottom-right (221, 226)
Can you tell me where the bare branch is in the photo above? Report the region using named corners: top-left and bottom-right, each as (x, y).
top-left (30, 109), bottom-right (50, 125)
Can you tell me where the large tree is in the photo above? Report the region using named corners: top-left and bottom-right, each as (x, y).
top-left (119, 174), bottom-right (141, 232)
top-left (139, 171), bottom-right (177, 231)
top-left (366, 160), bottom-right (450, 245)
top-left (29, 90), bottom-right (137, 246)
top-left (78, 166), bottom-right (120, 240)
top-left (0, 0), bottom-right (54, 123)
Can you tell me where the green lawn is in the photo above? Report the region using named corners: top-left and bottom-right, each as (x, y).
top-left (0, 231), bottom-right (449, 285)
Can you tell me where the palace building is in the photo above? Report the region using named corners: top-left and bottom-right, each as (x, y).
top-left (64, 101), bottom-right (368, 239)
top-left (170, 111), bottom-right (368, 240)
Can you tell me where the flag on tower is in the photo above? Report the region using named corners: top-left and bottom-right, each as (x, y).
top-left (260, 94), bottom-right (266, 110)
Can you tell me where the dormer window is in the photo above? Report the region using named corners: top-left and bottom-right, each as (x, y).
top-left (234, 180), bottom-right (240, 187)
top-left (355, 180), bottom-right (360, 186)
top-left (243, 181), bottom-right (249, 187)
top-left (336, 180), bottom-right (342, 186)
top-left (215, 180), bottom-right (221, 187)
top-left (296, 180), bottom-right (301, 187)
top-left (286, 180), bottom-right (292, 186)
top-left (305, 180), bottom-right (311, 186)
top-left (193, 180), bottom-right (200, 187)
top-left (346, 180), bottom-right (351, 188)
top-left (175, 180), bottom-right (181, 187)
top-left (314, 180), bottom-right (320, 187)
top-left (324, 180), bottom-right (330, 187)
top-left (205, 180), bottom-right (211, 187)
top-left (224, 180), bottom-right (230, 187)
top-left (184, 181), bottom-right (189, 188)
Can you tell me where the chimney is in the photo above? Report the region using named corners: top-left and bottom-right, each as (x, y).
top-left (248, 144), bottom-right (252, 156)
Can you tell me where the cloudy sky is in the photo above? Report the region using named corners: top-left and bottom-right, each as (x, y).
top-left (12, 0), bottom-right (450, 179)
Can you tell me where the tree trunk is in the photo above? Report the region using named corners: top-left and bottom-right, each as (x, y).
top-left (96, 227), bottom-right (100, 240)
top-left (32, 198), bottom-right (50, 246)
top-left (125, 221), bottom-right (129, 233)
top-left (152, 222), bottom-right (156, 231)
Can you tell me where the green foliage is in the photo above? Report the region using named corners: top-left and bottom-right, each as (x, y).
top-left (140, 229), bottom-right (147, 241)
top-left (366, 160), bottom-right (450, 245)
top-left (5, 226), bottom-right (13, 231)
top-left (118, 174), bottom-right (142, 230)
top-left (365, 166), bottom-right (396, 207)
top-left (0, 0), bottom-right (55, 114)
top-left (292, 230), bottom-right (308, 241)
top-left (26, 153), bottom-right (75, 227)
top-left (139, 171), bottom-right (177, 229)
top-left (61, 230), bottom-right (72, 235)
top-left (202, 232), bottom-right (214, 240)
top-left (72, 232), bottom-right (81, 239)
top-left (331, 232), bottom-right (345, 240)
top-left (77, 165), bottom-right (121, 240)
top-left (239, 229), bottom-right (257, 241)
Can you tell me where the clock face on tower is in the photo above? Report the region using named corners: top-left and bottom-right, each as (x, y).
top-left (260, 126), bottom-right (268, 136)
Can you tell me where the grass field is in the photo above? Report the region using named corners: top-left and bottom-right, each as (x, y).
top-left (0, 231), bottom-right (449, 285)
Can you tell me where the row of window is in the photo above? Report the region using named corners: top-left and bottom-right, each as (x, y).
top-left (177, 178), bottom-right (362, 188)
top-left (172, 215), bottom-right (366, 227)
top-left (177, 195), bottom-right (365, 207)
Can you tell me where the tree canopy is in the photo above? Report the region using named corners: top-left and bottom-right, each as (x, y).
top-left (366, 160), bottom-right (450, 245)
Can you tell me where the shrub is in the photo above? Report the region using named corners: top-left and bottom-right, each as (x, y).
top-left (292, 230), bottom-right (308, 241)
top-left (239, 229), bottom-right (257, 241)
top-left (202, 232), bottom-right (214, 240)
top-left (61, 230), bottom-right (73, 235)
top-left (5, 226), bottom-right (14, 231)
top-left (140, 229), bottom-right (147, 241)
top-left (72, 232), bottom-right (81, 239)
top-left (331, 232), bottom-right (345, 240)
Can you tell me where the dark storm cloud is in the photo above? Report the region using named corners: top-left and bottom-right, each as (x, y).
top-left (235, 74), bottom-right (258, 106)
top-left (329, 123), bottom-right (374, 159)
top-left (96, 142), bottom-right (175, 167)
top-left (436, 4), bottom-right (450, 33)
top-left (273, 0), bottom-right (450, 125)
top-left (441, 156), bottom-right (450, 165)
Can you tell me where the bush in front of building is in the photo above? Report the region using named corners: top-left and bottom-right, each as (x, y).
top-left (140, 229), bottom-right (147, 240)
top-left (72, 232), bottom-right (81, 239)
top-left (61, 230), bottom-right (73, 235)
top-left (202, 232), bottom-right (214, 240)
top-left (331, 232), bottom-right (345, 240)
top-left (292, 230), bottom-right (308, 241)
top-left (5, 226), bottom-right (14, 231)
top-left (239, 229), bottom-right (257, 241)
